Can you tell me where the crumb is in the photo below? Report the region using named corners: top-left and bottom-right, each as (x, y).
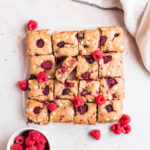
top-left (4, 59), bottom-right (8, 62)
top-left (13, 50), bottom-right (16, 53)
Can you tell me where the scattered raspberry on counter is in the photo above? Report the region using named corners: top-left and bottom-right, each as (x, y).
top-left (90, 130), bottom-right (101, 140)
top-left (111, 123), bottom-right (122, 135)
top-left (111, 114), bottom-right (131, 135)
top-left (18, 80), bottom-right (28, 91)
top-left (27, 20), bottom-right (38, 31)
top-left (119, 114), bottom-right (131, 126)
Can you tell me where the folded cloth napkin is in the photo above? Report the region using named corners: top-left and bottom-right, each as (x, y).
top-left (73, 0), bottom-right (150, 72)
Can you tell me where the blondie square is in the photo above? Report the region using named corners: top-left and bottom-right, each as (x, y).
top-left (99, 52), bottom-right (123, 77)
top-left (97, 100), bottom-right (123, 123)
top-left (26, 29), bottom-right (52, 56)
top-left (52, 31), bottom-right (78, 57)
top-left (29, 55), bottom-right (55, 78)
top-left (99, 26), bottom-right (124, 52)
top-left (76, 55), bottom-right (98, 80)
top-left (78, 29), bottom-right (100, 55)
top-left (79, 80), bottom-right (100, 102)
top-left (74, 103), bottom-right (97, 125)
top-left (55, 56), bottom-right (78, 83)
top-left (54, 80), bottom-right (78, 99)
top-left (100, 77), bottom-right (124, 100)
top-left (50, 100), bottom-right (74, 123)
top-left (28, 79), bottom-right (54, 101)
top-left (25, 99), bottom-right (49, 125)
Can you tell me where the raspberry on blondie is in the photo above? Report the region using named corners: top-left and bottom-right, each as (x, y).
top-left (29, 55), bottom-right (55, 79)
top-left (79, 80), bottom-right (100, 102)
top-left (54, 80), bottom-right (78, 99)
top-left (99, 52), bottom-right (123, 77)
top-left (26, 29), bottom-right (52, 56)
top-left (50, 100), bottom-right (74, 123)
top-left (28, 79), bottom-right (54, 101)
top-left (77, 29), bottom-right (100, 55)
top-left (25, 99), bottom-right (49, 125)
top-left (55, 56), bottom-right (78, 83)
top-left (100, 77), bottom-right (124, 100)
top-left (76, 55), bottom-right (98, 80)
top-left (97, 100), bottom-right (123, 123)
top-left (74, 103), bottom-right (97, 125)
top-left (52, 31), bottom-right (78, 57)
top-left (98, 26), bottom-right (124, 52)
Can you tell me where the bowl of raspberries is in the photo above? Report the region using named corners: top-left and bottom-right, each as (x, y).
top-left (7, 127), bottom-right (50, 150)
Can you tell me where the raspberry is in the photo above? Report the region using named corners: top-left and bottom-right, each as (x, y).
top-left (92, 49), bottom-right (103, 61)
top-left (37, 134), bottom-right (47, 145)
top-left (15, 135), bottom-right (24, 145)
top-left (96, 95), bottom-right (105, 105)
top-left (62, 88), bottom-right (70, 95)
top-left (111, 123), bottom-right (122, 135)
top-left (48, 102), bottom-right (57, 112)
top-left (65, 80), bottom-right (74, 87)
top-left (73, 97), bottom-right (84, 106)
top-left (37, 72), bottom-right (48, 83)
top-left (29, 131), bottom-right (41, 141)
top-left (27, 20), bottom-right (38, 31)
top-left (57, 41), bottom-right (65, 48)
top-left (121, 124), bottom-right (131, 134)
top-left (36, 143), bottom-right (45, 150)
top-left (60, 65), bottom-right (67, 73)
top-left (25, 136), bottom-right (35, 147)
top-left (11, 144), bottom-right (23, 150)
top-left (120, 114), bottom-right (131, 126)
top-left (18, 80), bottom-right (28, 91)
top-left (81, 72), bottom-right (90, 80)
top-left (75, 104), bottom-right (88, 115)
top-left (25, 145), bottom-right (37, 150)
top-left (90, 130), bottom-right (101, 140)
top-left (99, 36), bottom-right (107, 47)
top-left (41, 61), bottom-right (52, 70)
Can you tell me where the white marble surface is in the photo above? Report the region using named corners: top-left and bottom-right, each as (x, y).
top-left (0, 0), bottom-right (150, 150)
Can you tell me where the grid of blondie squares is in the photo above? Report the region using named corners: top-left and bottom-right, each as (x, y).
top-left (25, 26), bottom-right (124, 125)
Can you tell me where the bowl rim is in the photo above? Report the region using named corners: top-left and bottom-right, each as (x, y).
top-left (7, 127), bottom-right (50, 150)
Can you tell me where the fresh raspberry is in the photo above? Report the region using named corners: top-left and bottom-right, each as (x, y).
top-left (25, 136), bottom-right (35, 147)
top-left (92, 49), bottom-right (103, 61)
top-left (121, 124), bottom-right (131, 134)
top-left (15, 135), bottom-right (24, 145)
top-left (111, 123), bottom-right (122, 135)
top-left (73, 97), bottom-right (84, 106)
top-left (11, 144), bottom-right (23, 150)
top-left (27, 20), bottom-right (38, 31)
top-left (120, 114), bottom-right (131, 126)
top-left (29, 131), bottom-right (41, 141)
top-left (18, 80), bottom-right (28, 91)
top-left (37, 72), bottom-right (48, 83)
top-left (37, 134), bottom-right (47, 145)
top-left (96, 95), bottom-right (106, 105)
top-left (90, 130), bottom-right (101, 140)
top-left (48, 102), bottom-right (57, 112)
top-left (36, 143), bottom-right (45, 150)
top-left (25, 145), bottom-right (37, 150)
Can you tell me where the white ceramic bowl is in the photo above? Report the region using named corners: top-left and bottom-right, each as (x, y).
top-left (7, 127), bottom-right (50, 150)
